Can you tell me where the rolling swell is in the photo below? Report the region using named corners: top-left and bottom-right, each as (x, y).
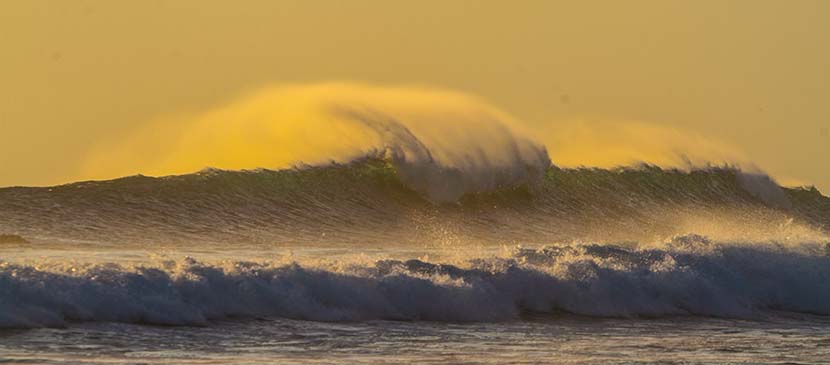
top-left (3, 235), bottom-right (830, 328)
top-left (0, 158), bottom-right (828, 245)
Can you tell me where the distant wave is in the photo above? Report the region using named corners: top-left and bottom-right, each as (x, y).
top-left (1, 158), bottom-right (827, 245)
top-left (78, 83), bottom-right (550, 202)
top-left (3, 235), bottom-right (830, 328)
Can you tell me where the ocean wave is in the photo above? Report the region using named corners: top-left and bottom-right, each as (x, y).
top-left (78, 83), bottom-right (550, 202)
top-left (1, 159), bottom-right (828, 245)
top-left (2, 235), bottom-right (830, 328)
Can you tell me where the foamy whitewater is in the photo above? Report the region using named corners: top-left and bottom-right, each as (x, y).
top-left (2, 85), bottom-right (830, 363)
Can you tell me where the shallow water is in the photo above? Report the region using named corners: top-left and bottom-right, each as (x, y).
top-left (3, 316), bottom-right (830, 364)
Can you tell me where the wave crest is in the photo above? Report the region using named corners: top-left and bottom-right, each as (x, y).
top-left (80, 83), bottom-right (549, 201)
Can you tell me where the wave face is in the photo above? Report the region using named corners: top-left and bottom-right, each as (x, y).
top-left (1, 158), bottom-right (828, 245)
top-left (3, 235), bottom-right (830, 328)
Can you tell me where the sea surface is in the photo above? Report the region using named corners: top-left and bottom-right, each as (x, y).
top-left (5, 313), bottom-right (830, 364)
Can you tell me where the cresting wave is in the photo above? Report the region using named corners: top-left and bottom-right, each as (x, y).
top-left (80, 83), bottom-right (550, 202)
top-left (3, 235), bottom-right (830, 328)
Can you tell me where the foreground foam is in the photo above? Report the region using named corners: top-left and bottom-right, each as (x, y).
top-left (3, 236), bottom-right (830, 328)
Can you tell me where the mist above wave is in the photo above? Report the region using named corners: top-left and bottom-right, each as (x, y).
top-left (64, 82), bottom-right (823, 208)
top-left (80, 83), bottom-right (549, 202)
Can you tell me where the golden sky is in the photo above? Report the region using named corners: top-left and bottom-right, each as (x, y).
top-left (1, 1), bottom-right (829, 192)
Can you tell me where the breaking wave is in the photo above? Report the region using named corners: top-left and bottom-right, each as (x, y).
top-left (79, 83), bottom-right (550, 202)
top-left (3, 235), bottom-right (830, 328)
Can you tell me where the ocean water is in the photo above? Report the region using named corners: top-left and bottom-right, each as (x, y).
top-left (2, 159), bottom-right (830, 363)
top-left (2, 243), bottom-right (830, 364)
top-left (5, 314), bottom-right (830, 364)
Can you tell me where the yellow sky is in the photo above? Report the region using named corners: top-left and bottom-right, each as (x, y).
top-left (1, 1), bottom-right (829, 192)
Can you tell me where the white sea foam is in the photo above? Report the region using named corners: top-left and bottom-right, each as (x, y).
top-left (2, 236), bottom-right (830, 329)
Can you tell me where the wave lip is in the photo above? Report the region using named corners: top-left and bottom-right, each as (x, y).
top-left (3, 236), bottom-right (830, 328)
